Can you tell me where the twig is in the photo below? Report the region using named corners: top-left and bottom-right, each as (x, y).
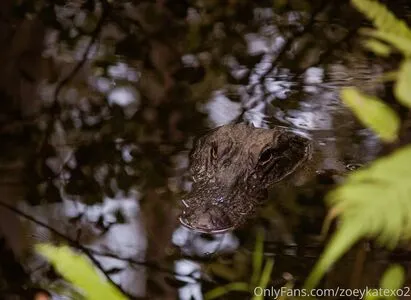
top-left (90, 249), bottom-right (203, 283)
top-left (0, 198), bottom-right (137, 299)
top-left (247, 0), bottom-right (329, 95)
top-left (0, 198), bottom-right (204, 289)
top-left (37, 0), bottom-right (110, 155)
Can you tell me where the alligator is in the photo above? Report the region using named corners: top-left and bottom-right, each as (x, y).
top-left (179, 123), bottom-right (312, 233)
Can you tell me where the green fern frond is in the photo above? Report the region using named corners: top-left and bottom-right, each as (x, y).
top-left (205, 230), bottom-right (274, 300)
top-left (251, 229), bottom-right (264, 287)
top-left (341, 87), bottom-right (400, 142)
top-left (365, 265), bottom-right (405, 299)
top-left (36, 244), bottom-right (127, 300)
top-left (363, 38), bottom-right (392, 57)
top-left (305, 145), bottom-right (411, 288)
top-left (395, 59), bottom-right (411, 107)
top-left (379, 265), bottom-right (405, 291)
top-left (351, 0), bottom-right (411, 39)
top-left (205, 282), bottom-right (249, 300)
top-left (362, 29), bottom-right (411, 56)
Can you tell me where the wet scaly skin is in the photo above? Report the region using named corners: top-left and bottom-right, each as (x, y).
top-left (179, 124), bottom-right (312, 234)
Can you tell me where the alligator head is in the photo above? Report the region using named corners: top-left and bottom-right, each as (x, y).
top-left (179, 123), bottom-right (312, 234)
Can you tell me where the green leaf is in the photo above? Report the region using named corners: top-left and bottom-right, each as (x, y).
top-left (365, 265), bottom-right (405, 300)
top-left (395, 59), bottom-right (411, 108)
top-left (361, 29), bottom-right (411, 57)
top-left (351, 0), bottom-right (411, 39)
top-left (363, 39), bottom-right (392, 57)
top-left (353, 0), bottom-right (411, 56)
top-left (379, 71), bottom-right (398, 83)
top-left (304, 221), bottom-right (365, 289)
top-left (204, 282), bottom-right (250, 300)
top-left (208, 263), bottom-right (242, 282)
top-left (36, 244), bottom-right (127, 300)
top-left (380, 264), bottom-right (405, 291)
top-left (252, 258), bottom-right (274, 300)
top-left (305, 145), bottom-right (411, 288)
top-left (250, 228), bottom-right (264, 287)
top-left (341, 87), bottom-right (400, 142)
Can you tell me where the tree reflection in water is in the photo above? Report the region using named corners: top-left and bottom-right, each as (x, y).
top-left (0, 0), bottom-right (408, 299)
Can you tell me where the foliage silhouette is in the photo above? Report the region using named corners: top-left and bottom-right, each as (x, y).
top-left (305, 0), bottom-right (411, 289)
top-left (204, 229), bottom-right (275, 300)
top-left (36, 244), bottom-right (127, 300)
top-left (341, 87), bottom-right (400, 142)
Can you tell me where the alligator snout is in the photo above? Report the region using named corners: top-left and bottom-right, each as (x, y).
top-left (179, 202), bottom-right (233, 234)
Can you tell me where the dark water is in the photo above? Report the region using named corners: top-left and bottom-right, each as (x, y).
top-left (1, 1), bottom-right (411, 299)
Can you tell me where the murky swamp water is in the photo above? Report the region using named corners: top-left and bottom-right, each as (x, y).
top-left (8, 1), bottom-right (411, 299)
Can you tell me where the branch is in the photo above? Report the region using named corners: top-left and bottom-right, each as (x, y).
top-left (247, 0), bottom-right (329, 95)
top-left (0, 199), bottom-right (204, 293)
top-left (0, 199), bottom-right (138, 299)
top-left (37, 0), bottom-right (110, 154)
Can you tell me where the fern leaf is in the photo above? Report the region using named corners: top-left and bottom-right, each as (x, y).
top-left (361, 29), bottom-right (411, 56)
top-left (363, 39), bottom-right (392, 57)
top-left (365, 265), bottom-right (405, 299)
top-left (305, 220), bottom-right (365, 289)
top-left (305, 145), bottom-right (411, 288)
top-left (205, 282), bottom-right (249, 300)
top-left (36, 244), bottom-right (127, 300)
top-left (341, 87), bottom-right (400, 142)
top-left (251, 258), bottom-right (274, 300)
top-left (251, 229), bottom-right (264, 287)
top-left (380, 265), bottom-right (405, 291)
top-left (351, 0), bottom-right (411, 39)
top-left (395, 59), bottom-right (411, 108)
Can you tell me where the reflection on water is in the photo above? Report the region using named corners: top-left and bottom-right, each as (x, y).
top-left (173, 229), bottom-right (239, 299)
top-left (169, 47), bottom-right (384, 299)
top-left (166, 21), bottom-right (389, 299)
top-left (3, 0), bottom-right (408, 299)
top-left (205, 94), bottom-right (242, 126)
top-left (26, 196), bottom-right (147, 297)
top-left (173, 228), bottom-right (239, 257)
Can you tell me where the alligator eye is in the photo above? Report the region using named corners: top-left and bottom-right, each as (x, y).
top-left (259, 148), bottom-right (274, 165)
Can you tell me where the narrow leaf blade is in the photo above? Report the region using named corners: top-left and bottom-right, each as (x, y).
top-left (361, 29), bottom-right (411, 56)
top-left (341, 87), bottom-right (400, 142)
top-left (36, 244), bottom-right (127, 300)
top-left (395, 59), bottom-right (411, 108)
top-left (363, 39), bottom-right (392, 57)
